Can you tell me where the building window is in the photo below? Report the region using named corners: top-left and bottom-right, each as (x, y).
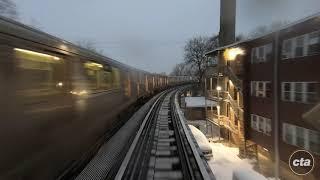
top-left (282, 30), bottom-right (320, 59)
top-left (295, 36), bottom-right (304, 57)
top-left (265, 118), bottom-right (272, 136)
top-left (308, 30), bottom-right (320, 56)
top-left (281, 82), bottom-right (318, 104)
top-left (251, 81), bottom-right (271, 98)
top-left (309, 130), bottom-right (320, 153)
top-left (283, 123), bottom-right (294, 144)
top-left (251, 114), bottom-right (258, 130)
top-left (251, 43), bottom-right (272, 63)
top-left (258, 116), bottom-right (265, 132)
top-left (282, 39), bottom-right (293, 59)
top-left (306, 83), bottom-right (317, 103)
top-left (282, 123), bottom-right (320, 154)
top-left (251, 114), bottom-right (271, 136)
top-left (296, 126), bottom-right (305, 147)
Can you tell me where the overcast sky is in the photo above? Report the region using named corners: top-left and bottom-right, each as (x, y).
top-left (15, 0), bottom-right (320, 73)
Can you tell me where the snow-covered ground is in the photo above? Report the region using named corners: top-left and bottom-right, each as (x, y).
top-left (208, 142), bottom-right (268, 180)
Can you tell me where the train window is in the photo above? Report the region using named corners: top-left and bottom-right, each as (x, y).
top-left (111, 67), bottom-right (121, 88)
top-left (124, 72), bottom-right (131, 97)
top-left (14, 48), bottom-right (64, 97)
top-left (99, 70), bottom-right (112, 89)
top-left (71, 61), bottom-right (120, 95)
top-left (83, 62), bottom-right (102, 90)
top-left (83, 62), bottom-right (113, 91)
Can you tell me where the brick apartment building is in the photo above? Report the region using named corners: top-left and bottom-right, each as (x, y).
top-left (206, 13), bottom-right (320, 180)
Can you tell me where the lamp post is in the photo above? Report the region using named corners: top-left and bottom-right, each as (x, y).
top-left (216, 86), bottom-right (222, 141)
top-left (216, 86), bottom-right (222, 99)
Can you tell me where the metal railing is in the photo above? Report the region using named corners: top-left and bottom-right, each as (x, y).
top-left (206, 90), bottom-right (227, 101)
top-left (205, 89), bottom-right (243, 121)
top-left (227, 93), bottom-right (244, 121)
top-left (224, 66), bottom-right (243, 91)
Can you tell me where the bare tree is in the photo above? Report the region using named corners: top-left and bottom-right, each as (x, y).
top-left (76, 40), bottom-right (104, 55)
top-left (171, 63), bottom-right (186, 76)
top-left (0, 0), bottom-right (18, 20)
top-left (236, 34), bottom-right (245, 41)
top-left (183, 35), bottom-right (219, 84)
top-left (249, 20), bottom-right (289, 38)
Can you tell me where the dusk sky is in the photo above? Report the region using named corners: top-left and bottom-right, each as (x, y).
top-left (15, 0), bottom-right (320, 73)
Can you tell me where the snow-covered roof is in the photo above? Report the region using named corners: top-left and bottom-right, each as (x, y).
top-left (185, 97), bottom-right (217, 108)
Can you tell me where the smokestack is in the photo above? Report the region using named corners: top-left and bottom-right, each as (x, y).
top-left (219, 0), bottom-right (236, 46)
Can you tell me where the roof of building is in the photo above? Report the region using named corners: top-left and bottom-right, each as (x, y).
top-left (205, 12), bottom-right (320, 56)
top-left (185, 96), bottom-right (217, 108)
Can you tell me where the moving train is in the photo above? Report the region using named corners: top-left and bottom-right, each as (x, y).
top-left (0, 16), bottom-right (191, 179)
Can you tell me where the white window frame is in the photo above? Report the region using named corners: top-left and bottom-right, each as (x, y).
top-left (294, 34), bottom-right (308, 57)
top-left (250, 114), bottom-right (258, 130)
top-left (251, 81), bottom-right (271, 98)
top-left (282, 39), bottom-right (293, 59)
top-left (282, 123), bottom-right (320, 154)
top-left (282, 30), bottom-right (320, 59)
top-left (251, 43), bottom-right (272, 63)
top-left (265, 118), bottom-right (272, 136)
top-left (251, 114), bottom-right (271, 136)
top-left (281, 82), bottom-right (318, 103)
top-left (308, 30), bottom-right (320, 56)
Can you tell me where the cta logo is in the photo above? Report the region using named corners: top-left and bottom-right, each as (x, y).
top-left (289, 150), bottom-right (314, 175)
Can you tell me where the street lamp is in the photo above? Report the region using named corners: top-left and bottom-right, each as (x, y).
top-left (216, 86), bottom-right (222, 141)
top-left (223, 47), bottom-right (245, 61)
top-left (217, 105), bottom-right (221, 141)
top-left (216, 86), bottom-right (222, 101)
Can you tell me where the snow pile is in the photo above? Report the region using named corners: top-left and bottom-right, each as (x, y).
top-left (185, 96), bottom-right (217, 108)
top-left (208, 143), bottom-right (267, 180)
top-left (233, 168), bottom-right (267, 180)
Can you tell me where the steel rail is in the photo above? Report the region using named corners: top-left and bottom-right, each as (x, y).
top-left (115, 87), bottom-right (211, 180)
top-left (115, 90), bottom-right (168, 179)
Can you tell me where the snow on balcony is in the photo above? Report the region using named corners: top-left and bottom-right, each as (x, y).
top-left (185, 96), bottom-right (217, 108)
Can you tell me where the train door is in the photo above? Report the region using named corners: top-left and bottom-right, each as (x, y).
top-left (124, 72), bottom-right (131, 97)
top-left (152, 76), bottom-right (155, 90)
top-left (137, 72), bottom-right (140, 97)
top-left (145, 75), bottom-right (149, 92)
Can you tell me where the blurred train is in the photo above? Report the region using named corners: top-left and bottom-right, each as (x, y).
top-left (0, 16), bottom-right (192, 179)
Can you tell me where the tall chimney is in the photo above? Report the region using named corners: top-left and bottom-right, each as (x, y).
top-left (219, 0), bottom-right (236, 46)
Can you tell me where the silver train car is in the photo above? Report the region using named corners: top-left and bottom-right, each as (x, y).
top-left (0, 16), bottom-right (189, 179)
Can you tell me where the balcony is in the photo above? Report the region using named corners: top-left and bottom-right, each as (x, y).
top-left (227, 93), bottom-right (244, 121)
top-left (206, 89), bottom-right (243, 120)
top-left (206, 89), bottom-right (227, 101)
top-left (224, 66), bottom-right (243, 91)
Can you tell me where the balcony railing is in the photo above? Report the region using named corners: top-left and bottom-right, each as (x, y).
top-left (206, 89), bottom-right (244, 121)
top-left (227, 93), bottom-right (244, 121)
top-left (206, 90), bottom-right (227, 101)
top-left (207, 115), bottom-right (239, 133)
top-left (224, 66), bottom-right (243, 91)
top-left (206, 104), bottom-right (240, 134)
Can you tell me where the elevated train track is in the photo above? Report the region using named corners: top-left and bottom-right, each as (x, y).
top-left (76, 88), bottom-right (213, 180)
top-left (115, 88), bottom-right (213, 180)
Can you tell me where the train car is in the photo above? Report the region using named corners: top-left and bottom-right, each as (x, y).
top-left (0, 16), bottom-right (189, 179)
